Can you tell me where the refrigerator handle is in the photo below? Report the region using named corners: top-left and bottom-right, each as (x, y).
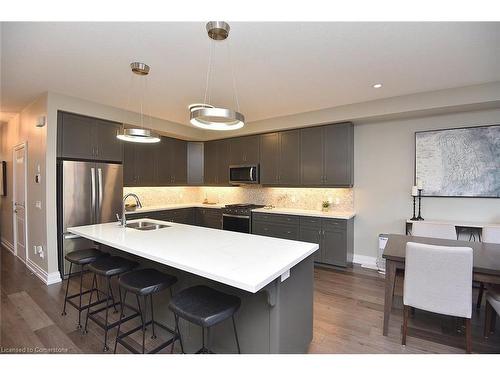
top-left (98, 168), bottom-right (103, 212)
top-left (91, 167), bottom-right (96, 222)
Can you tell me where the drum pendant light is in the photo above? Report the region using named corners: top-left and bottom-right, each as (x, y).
top-left (117, 62), bottom-right (161, 143)
top-left (190, 21), bottom-right (245, 131)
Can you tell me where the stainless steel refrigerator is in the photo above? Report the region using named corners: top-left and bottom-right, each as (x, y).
top-left (57, 160), bottom-right (123, 277)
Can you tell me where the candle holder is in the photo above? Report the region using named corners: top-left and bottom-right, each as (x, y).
top-left (410, 195), bottom-right (417, 221)
top-left (416, 189), bottom-right (424, 220)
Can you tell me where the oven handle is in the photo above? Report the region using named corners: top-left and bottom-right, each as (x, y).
top-left (223, 214), bottom-right (251, 219)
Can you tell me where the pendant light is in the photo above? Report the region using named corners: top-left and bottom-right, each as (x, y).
top-left (190, 21), bottom-right (245, 131)
top-left (117, 62), bottom-right (161, 143)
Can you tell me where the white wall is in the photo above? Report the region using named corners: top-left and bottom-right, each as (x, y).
top-left (0, 95), bottom-right (53, 282)
top-left (353, 108), bottom-right (500, 258)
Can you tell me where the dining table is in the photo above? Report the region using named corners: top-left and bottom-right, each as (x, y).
top-left (382, 233), bottom-right (500, 336)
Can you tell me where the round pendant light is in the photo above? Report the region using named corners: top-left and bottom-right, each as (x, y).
top-left (117, 62), bottom-right (161, 143)
top-left (190, 22), bottom-right (245, 131)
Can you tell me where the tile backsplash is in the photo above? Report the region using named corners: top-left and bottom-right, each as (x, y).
top-left (124, 186), bottom-right (354, 212)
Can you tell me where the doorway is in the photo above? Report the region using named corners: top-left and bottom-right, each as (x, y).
top-left (13, 143), bottom-right (28, 263)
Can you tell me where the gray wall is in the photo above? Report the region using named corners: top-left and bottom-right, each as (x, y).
top-left (353, 108), bottom-right (500, 258)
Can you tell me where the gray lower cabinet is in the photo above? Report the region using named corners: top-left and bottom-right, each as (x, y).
top-left (253, 212), bottom-right (353, 267)
top-left (195, 208), bottom-right (222, 229)
top-left (57, 111), bottom-right (123, 162)
top-left (127, 208), bottom-right (195, 225)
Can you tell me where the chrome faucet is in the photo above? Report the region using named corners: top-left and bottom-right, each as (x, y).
top-left (117, 193), bottom-right (143, 227)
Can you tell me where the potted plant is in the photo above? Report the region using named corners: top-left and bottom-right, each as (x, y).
top-left (322, 200), bottom-right (330, 212)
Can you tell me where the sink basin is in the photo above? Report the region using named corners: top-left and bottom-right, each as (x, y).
top-left (125, 221), bottom-right (170, 231)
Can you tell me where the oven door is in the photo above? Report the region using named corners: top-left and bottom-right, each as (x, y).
top-left (223, 214), bottom-right (251, 233)
top-left (229, 165), bottom-right (259, 185)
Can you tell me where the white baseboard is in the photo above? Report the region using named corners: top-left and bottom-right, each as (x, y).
top-left (1, 238), bottom-right (15, 254)
top-left (352, 254), bottom-right (378, 270)
top-left (26, 257), bottom-right (62, 285)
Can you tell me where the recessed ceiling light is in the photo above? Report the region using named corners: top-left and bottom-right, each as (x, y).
top-left (373, 83), bottom-right (383, 89)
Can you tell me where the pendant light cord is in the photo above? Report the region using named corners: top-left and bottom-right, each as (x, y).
top-left (227, 39), bottom-right (241, 112)
top-left (203, 38), bottom-right (214, 106)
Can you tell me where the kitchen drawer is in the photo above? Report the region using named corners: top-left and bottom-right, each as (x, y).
top-left (299, 216), bottom-right (322, 229)
top-left (322, 218), bottom-right (347, 231)
top-left (252, 222), bottom-right (299, 241)
top-left (252, 212), bottom-right (299, 226)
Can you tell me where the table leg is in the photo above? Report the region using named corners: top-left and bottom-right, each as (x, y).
top-left (383, 260), bottom-right (397, 336)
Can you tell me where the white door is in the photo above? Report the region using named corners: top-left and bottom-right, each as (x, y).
top-left (13, 143), bottom-right (27, 263)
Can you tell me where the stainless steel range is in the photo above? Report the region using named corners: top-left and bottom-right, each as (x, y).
top-left (222, 203), bottom-right (265, 233)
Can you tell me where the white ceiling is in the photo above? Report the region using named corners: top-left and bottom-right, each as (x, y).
top-left (2, 22), bottom-right (500, 126)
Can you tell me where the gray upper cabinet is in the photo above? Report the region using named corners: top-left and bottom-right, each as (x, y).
top-left (323, 123), bottom-right (354, 187)
top-left (58, 111), bottom-right (123, 162)
top-left (187, 142), bottom-right (204, 185)
top-left (170, 138), bottom-right (188, 185)
top-left (204, 140), bottom-right (230, 186)
top-left (259, 133), bottom-right (280, 184)
top-left (260, 130), bottom-right (300, 186)
top-left (95, 119), bottom-right (123, 162)
top-left (156, 137), bottom-right (173, 185)
top-left (300, 122), bottom-right (353, 187)
top-left (300, 126), bottom-right (324, 186)
top-left (229, 135), bottom-right (260, 165)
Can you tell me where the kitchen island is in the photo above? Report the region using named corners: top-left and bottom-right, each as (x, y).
top-left (68, 219), bottom-right (318, 353)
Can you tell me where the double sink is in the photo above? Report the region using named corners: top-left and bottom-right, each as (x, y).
top-left (125, 220), bottom-right (170, 231)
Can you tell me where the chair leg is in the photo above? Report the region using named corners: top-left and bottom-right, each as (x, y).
top-left (476, 283), bottom-right (484, 309)
top-left (206, 327), bottom-right (210, 354)
top-left (114, 287), bottom-right (126, 354)
top-left (465, 318), bottom-right (472, 354)
top-left (136, 294), bottom-right (145, 331)
top-left (61, 262), bottom-right (73, 316)
top-left (108, 278), bottom-right (118, 313)
top-left (83, 273), bottom-right (97, 334)
top-left (150, 294), bottom-right (157, 339)
top-left (484, 300), bottom-right (493, 338)
top-left (77, 266), bottom-right (84, 329)
top-left (232, 315), bottom-right (241, 354)
top-left (402, 305), bottom-right (409, 346)
top-left (141, 295), bottom-right (147, 354)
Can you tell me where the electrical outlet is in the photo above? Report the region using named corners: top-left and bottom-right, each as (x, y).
top-left (35, 200), bottom-right (42, 209)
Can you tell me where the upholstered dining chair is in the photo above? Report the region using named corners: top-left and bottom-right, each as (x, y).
top-left (402, 242), bottom-right (473, 353)
top-left (411, 222), bottom-right (457, 240)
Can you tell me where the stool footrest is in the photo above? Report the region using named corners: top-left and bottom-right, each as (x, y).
top-left (116, 320), bottom-right (179, 354)
top-left (88, 302), bottom-right (139, 330)
top-left (66, 288), bottom-right (109, 312)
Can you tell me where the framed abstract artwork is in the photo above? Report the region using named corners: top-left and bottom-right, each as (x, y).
top-left (415, 124), bottom-right (500, 197)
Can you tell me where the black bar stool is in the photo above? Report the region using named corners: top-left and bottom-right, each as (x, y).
top-left (114, 268), bottom-right (182, 354)
top-left (169, 285), bottom-right (241, 354)
top-left (83, 256), bottom-right (138, 351)
top-left (61, 249), bottom-right (107, 329)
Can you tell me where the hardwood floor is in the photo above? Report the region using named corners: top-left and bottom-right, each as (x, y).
top-left (1, 247), bottom-right (499, 354)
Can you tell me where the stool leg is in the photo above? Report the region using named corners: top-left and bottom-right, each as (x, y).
top-left (150, 294), bottom-right (156, 339)
top-left (114, 287), bottom-right (127, 354)
top-left (140, 295), bottom-right (146, 354)
top-left (61, 262), bottom-right (73, 316)
top-left (108, 278), bottom-right (118, 313)
top-left (201, 327), bottom-right (205, 352)
top-left (206, 327), bottom-right (210, 354)
top-left (136, 295), bottom-right (145, 331)
top-left (174, 314), bottom-right (184, 354)
top-left (232, 316), bottom-right (241, 354)
top-left (77, 265), bottom-right (84, 329)
top-left (103, 277), bottom-right (112, 351)
top-left (83, 273), bottom-right (97, 335)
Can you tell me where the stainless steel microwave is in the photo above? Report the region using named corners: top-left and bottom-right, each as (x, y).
top-left (229, 164), bottom-right (259, 185)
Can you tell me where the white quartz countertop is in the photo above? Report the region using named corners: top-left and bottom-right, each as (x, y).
top-left (125, 203), bottom-right (225, 215)
top-left (68, 220), bottom-right (318, 293)
top-left (251, 207), bottom-right (355, 219)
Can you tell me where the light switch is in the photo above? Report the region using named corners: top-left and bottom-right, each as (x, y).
top-left (35, 201), bottom-right (42, 209)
